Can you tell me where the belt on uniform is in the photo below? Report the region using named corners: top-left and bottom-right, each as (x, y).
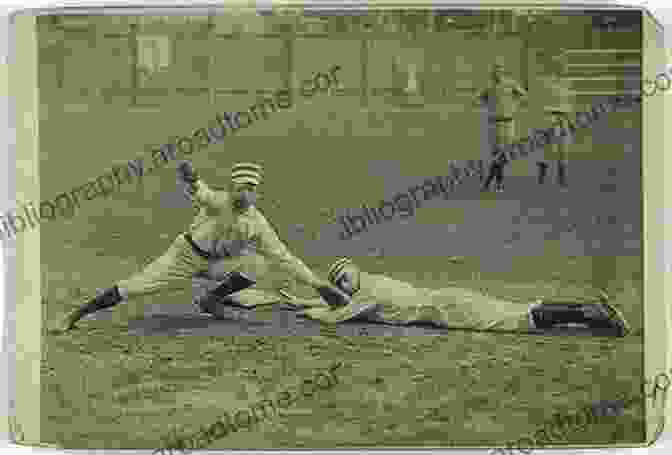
top-left (493, 117), bottom-right (513, 123)
top-left (548, 110), bottom-right (569, 117)
top-left (184, 233), bottom-right (213, 260)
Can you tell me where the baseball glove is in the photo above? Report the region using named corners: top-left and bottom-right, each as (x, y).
top-left (316, 285), bottom-right (351, 309)
top-left (177, 160), bottom-right (200, 184)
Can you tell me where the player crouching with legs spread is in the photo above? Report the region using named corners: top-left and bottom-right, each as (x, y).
top-left (289, 258), bottom-right (630, 337)
top-left (54, 161), bottom-right (352, 333)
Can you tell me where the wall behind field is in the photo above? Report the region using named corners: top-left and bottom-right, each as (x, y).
top-left (36, 12), bottom-right (608, 192)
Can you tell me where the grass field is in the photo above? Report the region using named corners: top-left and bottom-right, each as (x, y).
top-left (41, 314), bottom-right (644, 449)
top-left (41, 248), bottom-right (645, 449)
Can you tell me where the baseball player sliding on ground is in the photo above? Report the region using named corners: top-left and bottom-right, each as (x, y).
top-left (54, 161), bottom-right (352, 333)
top-left (273, 258), bottom-right (630, 337)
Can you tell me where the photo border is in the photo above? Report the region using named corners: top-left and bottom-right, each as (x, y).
top-left (1, 0), bottom-right (669, 453)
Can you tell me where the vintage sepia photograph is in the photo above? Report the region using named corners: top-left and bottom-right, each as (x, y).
top-left (4, 3), bottom-right (666, 451)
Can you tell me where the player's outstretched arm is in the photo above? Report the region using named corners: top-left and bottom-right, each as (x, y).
top-left (176, 160), bottom-right (225, 209)
top-left (177, 160), bottom-right (199, 188)
top-left (254, 216), bottom-right (351, 309)
top-left (473, 88), bottom-right (488, 106)
top-left (514, 81), bottom-right (528, 102)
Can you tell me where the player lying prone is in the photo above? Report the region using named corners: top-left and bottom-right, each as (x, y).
top-left (195, 258), bottom-right (630, 337)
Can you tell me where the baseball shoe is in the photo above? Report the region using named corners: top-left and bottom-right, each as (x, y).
top-left (51, 287), bottom-right (123, 334)
top-left (50, 308), bottom-right (82, 334)
top-left (528, 300), bottom-right (630, 337)
top-left (581, 301), bottom-right (630, 336)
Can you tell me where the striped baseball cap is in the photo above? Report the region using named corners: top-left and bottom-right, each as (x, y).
top-left (231, 162), bottom-right (263, 186)
top-left (328, 258), bottom-right (354, 284)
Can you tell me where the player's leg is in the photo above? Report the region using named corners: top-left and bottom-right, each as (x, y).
top-left (419, 287), bottom-right (530, 331)
top-left (545, 113), bottom-right (571, 188)
top-left (482, 147), bottom-right (507, 192)
top-left (459, 297), bottom-right (629, 336)
top-left (55, 235), bottom-right (208, 332)
top-left (191, 275), bottom-right (272, 320)
top-left (481, 160), bottom-right (498, 191)
top-left (481, 121), bottom-right (498, 191)
top-left (193, 254), bottom-right (270, 317)
top-left (528, 298), bottom-right (630, 336)
top-left (491, 153), bottom-right (505, 192)
top-left (424, 288), bottom-right (629, 336)
top-left (493, 122), bottom-right (506, 191)
top-left (493, 120), bottom-right (515, 192)
top-left (538, 112), bottom-right (557, 184)
top-left (555, 116), bottom-right (571, 187)
top-left (556, 143), bottom-right (568, 187)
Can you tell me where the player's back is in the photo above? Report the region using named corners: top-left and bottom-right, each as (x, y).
top-left (362, 272), bottom-right (423, 302)
top-left (356, 272), bottom-right (437, 320)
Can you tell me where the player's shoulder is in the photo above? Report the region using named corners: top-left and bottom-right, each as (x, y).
top-left (244, 205), bottom-right (272, 228)
top-left (248, 204), bottom-right (266, 219)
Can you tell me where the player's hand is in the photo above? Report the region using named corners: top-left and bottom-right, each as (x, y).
top-left (473, 93), bottom-right (486, 107)
top-left (177, 160), bottom-right (199, 184)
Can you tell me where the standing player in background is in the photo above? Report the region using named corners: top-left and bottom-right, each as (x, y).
top-left (538, 52), bottom-right (574, 188)
top-left (476, 60), bottom-right (528, 193)
top-left (53, 161), bottom-right (351, 333)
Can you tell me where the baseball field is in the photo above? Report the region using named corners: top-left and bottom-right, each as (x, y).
top-left (36, 11), bottom-right (646, 449)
